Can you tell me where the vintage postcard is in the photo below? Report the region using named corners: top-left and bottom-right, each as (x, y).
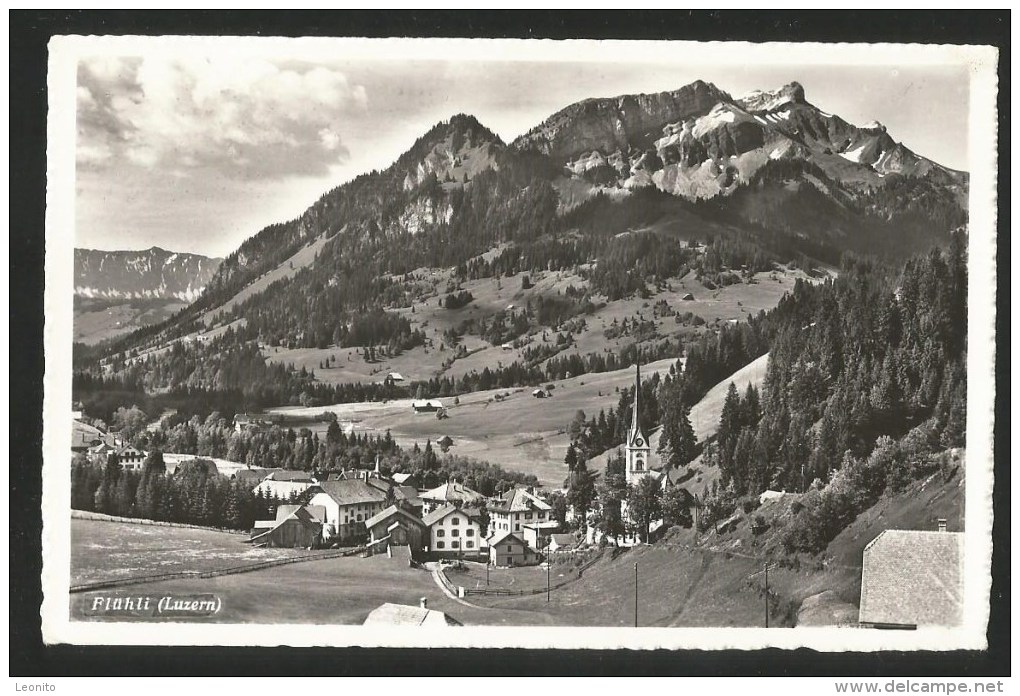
top-left (41, 35), bottom-right (998, 650)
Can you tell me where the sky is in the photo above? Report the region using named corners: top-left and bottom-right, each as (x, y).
top-left (74, 46), bottom-right (970, 259)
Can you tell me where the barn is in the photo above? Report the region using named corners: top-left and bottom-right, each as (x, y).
top-left (249, 505), bottom-right (326, 548)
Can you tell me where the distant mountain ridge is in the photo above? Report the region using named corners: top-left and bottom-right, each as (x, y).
top-left (75, 247), bottom-right (222, 302)
top-left (514, 80), bottom-right (966, 199)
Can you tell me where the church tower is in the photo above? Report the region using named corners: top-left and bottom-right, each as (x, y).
top-left (625, 362), bottom-right (650, 485)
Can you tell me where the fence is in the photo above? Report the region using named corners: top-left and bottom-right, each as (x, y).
top-left (453, 553), bottom-right (602, 597)
top-left (72, 510), bottom-right (248, 535)
top-left (70, 545), bottom-right (365, 594)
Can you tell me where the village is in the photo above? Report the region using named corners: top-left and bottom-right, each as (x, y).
top-left (69, 363), bottom-right (964, 629)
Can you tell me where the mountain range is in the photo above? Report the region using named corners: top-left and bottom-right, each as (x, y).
top-left (73, 247), bottom-right (221, 345)
top-left (75, 247), bottom-right (221, 302)
top-left (87, 79), bottom-right (967, 373)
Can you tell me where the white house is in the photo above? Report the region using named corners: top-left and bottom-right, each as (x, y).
top-left (488, 487), bottom-right (552, 535)
top-left (422, 503), bottom-right (487, 558)
top-left (419, 481), bottom-right (485, 515)
top-left (306, 479), bottom-right (390, 542)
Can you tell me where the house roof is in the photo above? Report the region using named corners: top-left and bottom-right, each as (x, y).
top-left (266, 470), bottom-right (315, 482)
top-left (412, 399), bottom-right (443, 409)
top-left (276, 504), bottom-right (326, 523)
top-left (394, 485), bottom-right (421, 504)
top-left (363, 603), bottom-right (461, 627)
top-left (858, 530), bottom-right (964, 627)
top-left (234, 468), bottom-right (283, 484)
top-left (365, 505), bottom-right (426, 530)
top-left (391, 472), bottom-right (416, 485)
top-left (523, 520), bottom-right (560, 531)
top-left (311, 480), bottom-right (389, 507)
top-left (488, 488), bottom-right (552, 514)
top-left (549, 534), bottom-right (576, 547)
top-left (420, 482), bottom-right (484, 505)
top-left (487, 529), bottom-right (530, 547)
top-left (422, 503), bottom-right (480, 527)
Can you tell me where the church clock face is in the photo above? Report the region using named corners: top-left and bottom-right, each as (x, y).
top-left (634, 438), bottom-right (644, 447)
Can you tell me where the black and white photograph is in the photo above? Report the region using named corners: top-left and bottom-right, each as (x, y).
top-left (32, 29), bottom-right (999, 659)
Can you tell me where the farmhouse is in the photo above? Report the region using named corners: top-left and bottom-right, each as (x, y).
top-left (422, 504), bottom-right (487, 559)
top-left (488, 530), bottom-right (541, 567)
top-left (249, 504), bottom-right (326, 548)
top-left (488, 487), bottom-right (552, 535)
top-left (858, 527), bottom-right (964, 629)
top-left (364, 505), bottom-right (427, 558)
top-left (412, 399), bottom-right (443, 414)
top-left (363, 599), bottom-right (461, 626)
top-left (391, 472), bottom-right (418, 487)
top-left (307, 479), bottom-right (390, 543)
top-left (419, 481), bottom-right (485, 515)
top-left (114, 444), bottom-right (147, 471)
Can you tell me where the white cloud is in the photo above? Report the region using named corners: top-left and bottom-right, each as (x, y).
top-left (77, 56), bottom-right (368, 178)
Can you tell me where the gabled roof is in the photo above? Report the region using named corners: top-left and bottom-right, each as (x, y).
top-left (391, 472), bottom-right (416, 485)
top-left (422, 503), bottom-right (479, 527)
top-left (859, 530), bottom-right (964, 627)
top-left (487, 529), bottom-right (530, 547)
top-left (311, 480), bottom-right (389, 507)
top-left (363, 603), bottom-right (461, 626)
top-left (420, 482), bottom-right (484, 505)
top-left (394, 485), bottom-right (421, 504)
top-left (365, 505), bottom-right (426, 530)
top-left (234, 468), bottom-right (283, 484)
top-left (488, 487), bottom-right (552, 514)
top-left (276, 504), bottom-right (326, 523)
top-left (266, 470), bottom-right (315, 482)
top-left (549, 533), bottom-right (576, 547)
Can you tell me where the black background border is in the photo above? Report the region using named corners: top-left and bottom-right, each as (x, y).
top-left (9, 9), bottom-right (1010, 677)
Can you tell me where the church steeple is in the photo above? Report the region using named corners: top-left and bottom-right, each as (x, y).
top-left (625, 362), bottom-right (650, 485)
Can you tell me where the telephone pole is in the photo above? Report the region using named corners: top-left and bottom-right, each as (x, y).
top-left (634, 562), bottom-right (639, 627)
top-left (748, 562), bottom-right (776, 628)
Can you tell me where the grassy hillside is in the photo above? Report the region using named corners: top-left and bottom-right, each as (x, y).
top-left (70, 518), bottom-right (314, 586)
top-left (270, 358), bottom-right (679, 487)
top-left (472, 454), bottom-right (965, 627)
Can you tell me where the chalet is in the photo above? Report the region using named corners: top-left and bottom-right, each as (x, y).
top-left (437, 435), bottom-right (454, 451)
top-left (522, 520), bottom-right (560, 550)
top-left (547, 533), bottom-right (577, 553)
top-left (363, 599), bottom-right (461, 626)
top-left (488, 530), bottom-right (541, 567)
top-left (249, 505), bottom-right (326, 548)
top-left (364, 505), bottom-right (427, 558)
top-left (412, 399), bottom-right (443, 414)
top-left (386, 372), bottom-right (405, 382)
top-left (682, 292), bottom-right (695, 301)
top-left (488, 488), bottom-right (552, 535)
top-left (531, 389), bottom-right (547, 398)
top-left (419, 481), bottom-right (485, 515)
top-left (858, 527), bottom-right (964, 629)
top-left (115, 444), bottom-right (147, 471)
top-left (307, 479), bottom-right (390, 543)
top-left (423, 504), bottom-right (487, 559)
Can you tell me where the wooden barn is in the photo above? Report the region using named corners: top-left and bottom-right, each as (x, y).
top-left (249, 505), bottom-right (326, 548)
top-left (364, 505), bottom-right (427, 558)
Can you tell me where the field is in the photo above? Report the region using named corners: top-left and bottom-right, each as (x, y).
top-left (446, 558), bottom-right (584, 592)
top-left (70, 518), bottom-right (321, 586)
top-left (73, 297), bottom-right (188, 345)
top-left (270, 357), bottom-right (679, 486)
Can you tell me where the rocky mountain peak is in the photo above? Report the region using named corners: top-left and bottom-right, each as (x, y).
top-left (736, 81), bottom-right (806, 112)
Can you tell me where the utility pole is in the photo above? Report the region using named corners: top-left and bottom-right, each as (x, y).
top-left (546, 561), bottom-right (551, 603)
top-left (486, 561), bottom-right (489, 586)
top-left (634, 562), bottom-right (638, 627)
top-left (748, 562), bottom-right (776, 628)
